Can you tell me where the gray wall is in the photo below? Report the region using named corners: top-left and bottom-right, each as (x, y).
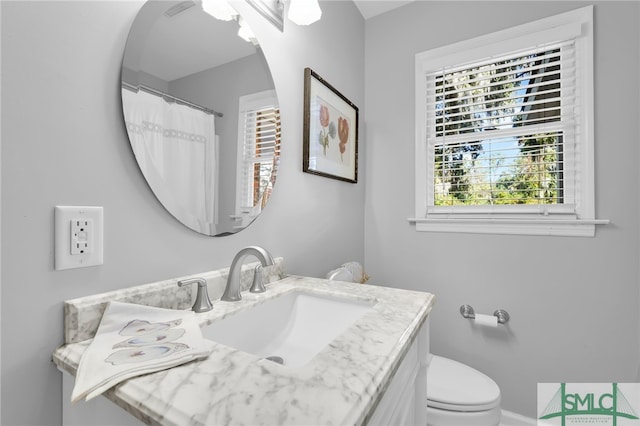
top-left (364, 1), bottom-right (640, 417)
top-left (0, 1), bottom-right (364, 424)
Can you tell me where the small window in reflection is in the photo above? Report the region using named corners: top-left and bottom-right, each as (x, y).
top-left (236, 90), bottom-right (281, 226)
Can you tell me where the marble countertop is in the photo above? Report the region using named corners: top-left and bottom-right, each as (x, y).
top-left (53, 275), bottom-right (435, 426)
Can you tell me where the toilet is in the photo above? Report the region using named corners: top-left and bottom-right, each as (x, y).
top-left (427, 354), bottom-right (502, 426)
top-left (324, 264), bottom-right (501, 425)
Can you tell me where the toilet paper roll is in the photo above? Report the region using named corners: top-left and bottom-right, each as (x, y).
top-left (474, 313), bottom-right (498, 327)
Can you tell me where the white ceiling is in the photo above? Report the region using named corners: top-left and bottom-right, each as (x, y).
top-left (352, 0), bottom-right (415, 20)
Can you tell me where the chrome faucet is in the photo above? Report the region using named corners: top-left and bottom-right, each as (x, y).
top-left (221, 246), bottom-right (274, 302)
top-left (178, 278), bottom-right (213, 313)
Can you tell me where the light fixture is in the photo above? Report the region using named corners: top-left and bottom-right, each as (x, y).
top-left (201, 0), bottom-right (238, 21)
top-left (237, 17), bottom-right (258, 45)
top-left (287, 0), bottom-right (321, 26)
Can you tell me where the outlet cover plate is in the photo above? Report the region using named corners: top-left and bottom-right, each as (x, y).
top-left (55, 206), bottom-right (104, 270)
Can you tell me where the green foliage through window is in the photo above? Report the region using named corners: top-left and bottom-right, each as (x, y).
top-left (432, 48), bottom-right (565, 206)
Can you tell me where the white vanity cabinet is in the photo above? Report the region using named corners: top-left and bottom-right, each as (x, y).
top-left (54, 275), bottom-right (435, 426)
top-left (368, 318), bottom-right (429, 426)
top-left (60, 319), bottom-right (431, 426)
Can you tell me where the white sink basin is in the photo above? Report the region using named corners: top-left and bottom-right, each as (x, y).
top-left (203, 290), bottom-right (375, 368)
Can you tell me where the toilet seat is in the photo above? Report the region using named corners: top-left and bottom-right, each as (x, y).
top-left (427, 355), bottom-right (501, 412)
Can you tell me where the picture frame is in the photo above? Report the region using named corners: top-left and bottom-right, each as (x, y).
top-left (303, 68), bottom-right (359, 183)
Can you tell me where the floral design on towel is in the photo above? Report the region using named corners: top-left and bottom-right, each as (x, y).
top-left (106, 319), bottom-right (189, 365)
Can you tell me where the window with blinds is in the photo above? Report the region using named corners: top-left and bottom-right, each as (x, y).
top-left (413, 6), bottom-right (598, 236)
top-left (237, 91), bottom-right (281, 215)
top-left (428, 44), bottom-right (574, 213)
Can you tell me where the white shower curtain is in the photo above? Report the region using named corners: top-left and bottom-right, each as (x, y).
top-left (123, 88), bottom-right (218, 234)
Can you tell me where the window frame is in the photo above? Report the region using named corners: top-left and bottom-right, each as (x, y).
top-left (411, 6), bottom-right (606, 237)
top-left (234, 89), bottom-right (280, 222)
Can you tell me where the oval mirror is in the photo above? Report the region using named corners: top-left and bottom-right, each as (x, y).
top-left (122, 0), bottom-right (281, 236)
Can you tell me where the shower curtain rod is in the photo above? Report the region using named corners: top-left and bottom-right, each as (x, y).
top-left (122, 82), bottom-right (223, 118)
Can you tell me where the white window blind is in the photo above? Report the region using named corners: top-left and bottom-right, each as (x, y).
top-left (427, 41), bottom-right (577, 215)
top-left (239, 104), bottom-right (281, 211)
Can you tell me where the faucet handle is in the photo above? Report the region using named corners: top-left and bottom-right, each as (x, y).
top-left (178, 278), bottom-right (213, 313)
top-left (249, 265), bottom-right (265, 293)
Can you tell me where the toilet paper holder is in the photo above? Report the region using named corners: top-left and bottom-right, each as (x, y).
top-left (460, 304), bottom-right (510, 325)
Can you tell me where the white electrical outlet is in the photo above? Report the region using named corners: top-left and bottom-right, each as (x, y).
top-left (55, 206), bottom-right (104, 270)
top-left (70, 218), bottom-right (93, 255)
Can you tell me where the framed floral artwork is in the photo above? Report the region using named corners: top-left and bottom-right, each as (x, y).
top-left (303, 68), bottom-right (359, 183)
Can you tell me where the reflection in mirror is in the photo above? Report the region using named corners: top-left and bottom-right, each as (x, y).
top-left (245, 0), bottom-right (284, 31)
top-left (122, 0), bottom-right (281, 236)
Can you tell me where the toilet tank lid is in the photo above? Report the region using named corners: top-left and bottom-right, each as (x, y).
top-left (427, 355), bottom-right (501, 408)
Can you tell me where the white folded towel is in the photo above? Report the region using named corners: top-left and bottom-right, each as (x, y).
top-left (71, 301), bottom-right (211, 403)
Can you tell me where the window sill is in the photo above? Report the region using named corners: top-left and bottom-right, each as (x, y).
top-left (408, 217), bottom-right (610, 237)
